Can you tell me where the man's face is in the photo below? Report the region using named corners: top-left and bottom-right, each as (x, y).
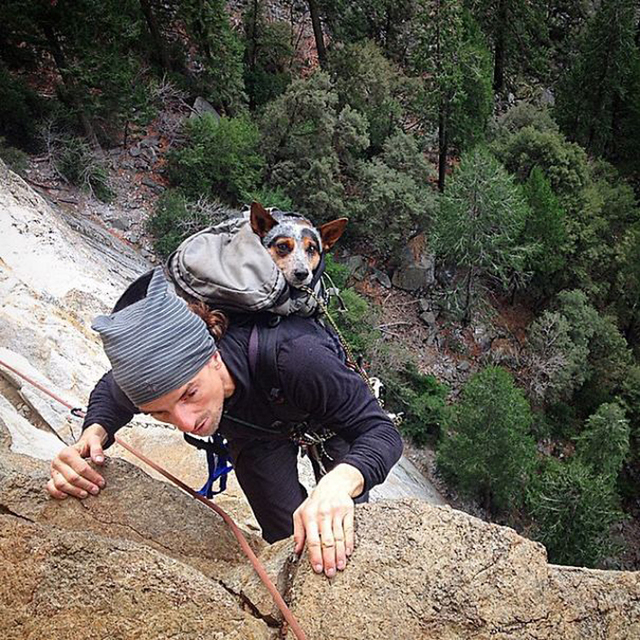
top-left (139, 354), bottom-right (226, 437)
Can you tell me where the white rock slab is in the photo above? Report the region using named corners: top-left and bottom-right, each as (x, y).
top-left (0, 395), bottom-right (65, 461)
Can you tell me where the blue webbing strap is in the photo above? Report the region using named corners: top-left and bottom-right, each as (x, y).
top-left (185, 432), bottom-right (234, 499)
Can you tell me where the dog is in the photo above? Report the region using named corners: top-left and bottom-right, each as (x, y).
top-left (249, 201), bottom-right (347, 288)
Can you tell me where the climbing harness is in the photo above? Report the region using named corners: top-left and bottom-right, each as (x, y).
top-left (0, 357), bottom-right (309, 640)
top-left (182, 432), bottom-right (233, 499)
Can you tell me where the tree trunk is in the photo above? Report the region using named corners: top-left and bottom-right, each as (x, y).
top-left (246, 0), bottom-right (260, 110)
top-left (438, 99), bottom-right (448, 192)
top-left (41, 22), bottom-right (101, 149)
top-left (307, 0), bottom-right (327, 68)
top-left (140, 0), bottom-right (172, 72)
top-left (493, 1), bottom-right (507, 93)
top-left (463, 266), bottom-right (474, 326)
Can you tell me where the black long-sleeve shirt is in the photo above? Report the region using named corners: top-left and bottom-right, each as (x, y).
top-left (83, 315), bottom-right (403, 494)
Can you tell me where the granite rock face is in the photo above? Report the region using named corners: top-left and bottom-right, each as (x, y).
top-left (2, 421), bottom-right (639, 640)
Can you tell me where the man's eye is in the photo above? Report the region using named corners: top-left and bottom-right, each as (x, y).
top-left (186, 389), bottom-right (198, 399)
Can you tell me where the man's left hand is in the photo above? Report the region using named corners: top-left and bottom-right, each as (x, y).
top-left (293, 463), bottom-right (364, 578)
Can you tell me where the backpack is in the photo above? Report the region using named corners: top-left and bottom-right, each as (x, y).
top-left (166, 211), bottom-right (326, 317)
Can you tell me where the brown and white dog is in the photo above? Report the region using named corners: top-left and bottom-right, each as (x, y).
top-left (249, 202), bottom-right (347, 288)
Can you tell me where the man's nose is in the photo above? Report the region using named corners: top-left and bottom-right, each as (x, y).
top-left (171, 405), bottom-right (197, 432)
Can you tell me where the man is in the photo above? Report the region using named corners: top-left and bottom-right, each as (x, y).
top-left (47, 268), bottom-right (403, 577)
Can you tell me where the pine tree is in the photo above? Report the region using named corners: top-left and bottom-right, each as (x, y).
top-left (437, 366), bottom-right (537, 515)
top-left (521, 166), bottom-right (567, 283)
top-left (464, 0), bottom-right (548, 93)
top-left (576, 402), bottom-right (630, 481)
top-left (555, 0), bottom-right (640, 160)
top-left (180, 0), bottom-right (246, 112)
top-left (260, 72), bottom-right (369, 222)
top-left (412, 1), bottom-right (492, 190)
top-left (431, 147), bottom-right (532, 324)
top-left (527, 458), bottom-right (623, 567)
top-left (317, 0), bottom-right (417, 60)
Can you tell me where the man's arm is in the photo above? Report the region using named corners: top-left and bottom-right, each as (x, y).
top-left (282, 333), bottom-right (403, 577)
top-left (47, 372), bottom-right (137, 500)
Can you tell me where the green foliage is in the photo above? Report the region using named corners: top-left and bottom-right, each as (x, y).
top-left (246, 186), bottom-right (293, 212)
top-left (526, 310), bottom-right (586, 405)
top-left (54, 135), bottom-right (113, 201)
top-left (619, 365), bottom-right (640, 473)
top-left (492, 103), bottom-right (559, 137)
top-left (243, 3), bottom-right (293, 109)
top-left (521, 166), bottom-right (567, 280)
top-left (323, 253), bottom-right (380, 358)
top-left (555, 0), bottom-right (639, 161)
top-left (437, 366), bottom-right (537, 514)
top-left (526, 289), bottom-right (634, 414)
top-left (350, 131), bottom-right (435, 260)
top-left (329, 40), bottom-right (413, 151)
top-left (614, 224), bottom-right (640, 344)
top-left (576, 402), bottom-right (630, 481)
top-left (414, 4), bottom-right (492, 147)
top-left (260, 72), bottom-right (369, 222)
top-left (527, 458), bottom-right (623, 567)
top-left (569, 162), bottom-right (640, 304)
top-left (0, 0), bottom-right (161, 144)
top-left (491, 125), bottom-right (590, 212)
top-left (327, 287), bottom-right (379, 356)
top-left (318, 0), bottom-right (417, 60)
top-left (411, 3), bottom-right (492, 189)
top-left (557, 290), bottom-right (634, 407)
top-left (386, 363), bottom-right (449, 446)
top-left (431, 147), bottom-right (533, 322)
top-left (147, 189), bottom-right (190, 258)
top-left (167, 114), bottom-right (265, 204)
top-left (179, 0), bottom-right (245, 111)
top-left (490, 117), bottom-right (640, 301)
top-left (146, 189), bottom-right (231, 258)
top-left (0, 65), bottom-right (48, 149)
top-left (323, 254), bottom-right (351, 290)
top-left (0, 137), bottom-right (29, 175)
top-left (464, 0), bottom-right (549, 90)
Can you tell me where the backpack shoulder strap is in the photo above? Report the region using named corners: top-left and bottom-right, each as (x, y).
top-left (247, 317), bottom-right (310, 423)
top-left (248, 316), bottom-right (282, 402)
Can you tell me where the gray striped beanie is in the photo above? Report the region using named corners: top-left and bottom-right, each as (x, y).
top-left (92, 267), bottom-right (217, 406)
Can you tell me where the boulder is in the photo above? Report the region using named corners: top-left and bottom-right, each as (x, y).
top-left (284, 501), bottom-right (640, 639)
top-left (0, 516), bottom-right (272, 640)
top-left (191, 96), bottom-right (221, 120)
top-left (392, 233), bottom-right (435, 292)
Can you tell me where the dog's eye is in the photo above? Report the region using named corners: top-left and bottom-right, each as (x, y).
top-left (306, 245), bottom-right (318, 255)
top-left (276, 242), bottom-right (291, 255)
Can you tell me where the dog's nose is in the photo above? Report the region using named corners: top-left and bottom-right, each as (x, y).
top-left (294, 269), bottom-right (309, 281)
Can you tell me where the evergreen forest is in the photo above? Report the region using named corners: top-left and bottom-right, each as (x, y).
top-left (2, 0), bottom-right (640, 570)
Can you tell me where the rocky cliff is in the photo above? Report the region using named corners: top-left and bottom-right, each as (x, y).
top-left (1, 162), bottom-right (639, 639)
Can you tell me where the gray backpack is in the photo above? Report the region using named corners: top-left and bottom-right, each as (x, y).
top-left (166, 212), bottom-right (326, 317)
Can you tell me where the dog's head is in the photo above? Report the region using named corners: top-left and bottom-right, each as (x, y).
top-left (250, 202), bottom-right (347, 288)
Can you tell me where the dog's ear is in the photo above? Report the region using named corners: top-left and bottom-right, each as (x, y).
top-left (319, 218), bottom-right (348, 251)
top-left (250, 202), bottom-right (278, 238)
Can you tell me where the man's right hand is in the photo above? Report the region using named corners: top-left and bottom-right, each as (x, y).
top-left (46, 424), bottom-right (108, 500)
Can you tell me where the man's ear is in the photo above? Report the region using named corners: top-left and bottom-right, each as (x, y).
top-left (319, 218), bottom-right (348, 251)
top-left (250, 202), bottom-right (278, 238)
top-left (211, 351), bottom-right (222, 370)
